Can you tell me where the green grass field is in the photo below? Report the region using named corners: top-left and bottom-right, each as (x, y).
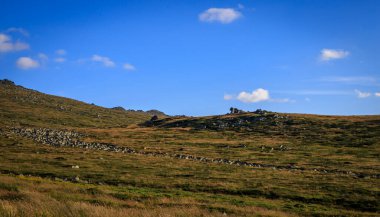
top-left (0, 80), bottom-right (379, 216)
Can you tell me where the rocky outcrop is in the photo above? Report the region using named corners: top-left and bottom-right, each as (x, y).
top-left (230, 107), bottom-right (245, 114)
top-left (0, 79), bottom-right (15, 86)
top-left (252, 109), bottom-right (270, 115)
top-left (144, 112), bottom-right (290, 132)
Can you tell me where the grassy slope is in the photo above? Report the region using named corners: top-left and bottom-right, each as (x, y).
top-left (0, 80), bottom-right (379, 216)
top-left (0, 81), bottom-right (158, 128)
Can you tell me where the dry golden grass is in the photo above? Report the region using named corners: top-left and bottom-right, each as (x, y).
top-left (0, 175), bottom-right (295, 217)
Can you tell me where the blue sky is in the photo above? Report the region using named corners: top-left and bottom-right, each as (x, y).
top-left (1, 0), bottom-right (379, 116)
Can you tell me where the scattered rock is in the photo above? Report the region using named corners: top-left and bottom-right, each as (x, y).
top-left (150, 115), bottom-right (158, 121)
top-left (253, 109), bottom-right (269, 115)
top-left (7, 127), bottom-right (379, 179)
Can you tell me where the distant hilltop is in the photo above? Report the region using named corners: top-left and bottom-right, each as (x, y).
top-left (111, 106), bottom-right (167, 117)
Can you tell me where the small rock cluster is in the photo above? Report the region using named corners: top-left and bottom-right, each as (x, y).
top-left (252, 109), bottom-right (270, 115)
top-left (229, 107), bottom-right (246, 114)
top-left (260, 145), bottom-right (290, 152)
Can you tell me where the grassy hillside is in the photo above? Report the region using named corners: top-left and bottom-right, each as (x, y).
top-left (0, 79), bottom-right (164, 128)
top-left (0, 80), bottom-right (379, 216)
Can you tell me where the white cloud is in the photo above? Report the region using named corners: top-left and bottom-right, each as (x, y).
top-left (354, 89), bottom-right (371, 98)
top-left (0, 34), bottom-right (10, 43)
top-left (225, 89), bottom-right (292, 103)
top-left (54, 57), bottom-right (66, 63)
top-left (320, 49), bottom-right (349, 61)
top-left (237, 88), bottom-right (270, 103)
top-left (91, 55), bottom-right (115, 67)
top-left (123, 63), bottom-right (136, 71)
top-left (16, 57), bottom-right (39, 70)
top-left (199, 8), bottom-right (242, 24)
top-left (375, 92), bottom-right (380, 97)
top-left (0, 33), bottom-right (29, 53)
top-left (56, 49), bottom-right (66, 55)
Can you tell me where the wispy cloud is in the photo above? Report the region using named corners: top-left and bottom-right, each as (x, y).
top-left (123, 63), bottom-right (136, 71)
top-left (375, 92), bottom-right (380, 97)
top-left (275, 89), bottom-right (378, 99)
top-left (320, 76), bottom-right (376, 85)
top-left (91, 55), bottom-right (115, 67)
top-left (223, 94), bottom-right (234, 100)
top-left (16, 57), bottom-right (39, 70)
top-left (354, 89), bottom-right (371, 98)
top-left (320, 49), bottom-right (349, 61)
top-left (54, 57), bottom-right (66, 63)
top-left (269, 98), bottom-right (295, 103)
top-left (38, 53), bottom-right (48, 60)
top-left (38, 53), bottom-right (49, 65)
top-left (199, 8), bottom-right (242, 24)
top-left (56, 49), bottom-right (66, 55)
top-left (5, 27), bottom-right (29, 37)
top-left (237, 4), bottom-right (244, 9)
top-left (275, 90), bottom-right (351, 96)
top-left (0, 33), bottom-right (29, 53)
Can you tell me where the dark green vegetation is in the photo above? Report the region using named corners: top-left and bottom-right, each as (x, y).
top-left (0, 80), bottom-right (379, 216)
